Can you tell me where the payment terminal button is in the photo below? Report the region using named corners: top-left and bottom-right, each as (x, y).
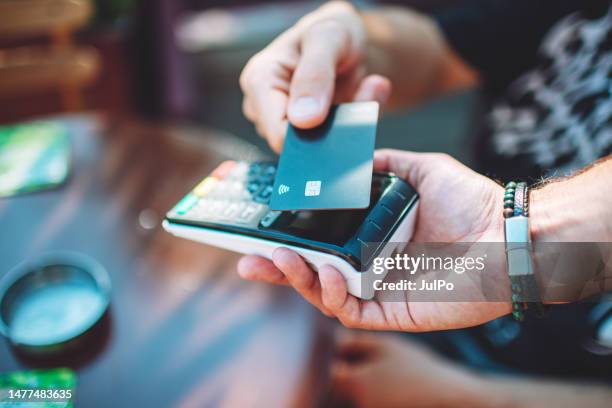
top-left (393, 189), bottom-right (407, 201)
top-left (237, 203), bottom-right (264, 224)
top-left (211, 160), bottom-right (236, 179)
top-left (368, 204), bottom-right (395, 231)
top-left (228, 161), bottom-right (249, 180)
top-left (194, 198), bottom-right (212, 214)
top-left (254, 185), bottom-right (273, 204)
top-left (173, 193), bottom-right (199, 215)
top-left (247, 182), bottom-right (261, 194)
top-left (206, 199), bottom-right (225, 215)
top-left (380, 189), bottom-right (407, 214)
top-left (259, 210), bottom-right (282, 228)
top-left (227, 181), bottom-right (246, 199)
top-left (260, 170), bottom-right (275, 182)
top-left (184, 201), bottom-right (207, 220)
top-left (248, 163), bottom-right (263, 176)
top-left (219, 202), bottom-right (246, 221)
top-left (263, 165), bottom-right (276, 176)
top-left (381, 196), bottom-right (403, 214)
top-left (358, 220), bottom-right (387, 244)
top-left (194, 177), bottom-right (218, 197)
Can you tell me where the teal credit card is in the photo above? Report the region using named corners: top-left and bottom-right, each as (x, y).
top-left (270, 101), bottom-right (379, 211)
top-left (0, 121), bottom-right (71, 198)
top-left (0, 368), bottom-right (76, 408)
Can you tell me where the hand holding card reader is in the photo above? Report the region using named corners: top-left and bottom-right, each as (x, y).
top-left (163, 161), bottom-right (419, 299)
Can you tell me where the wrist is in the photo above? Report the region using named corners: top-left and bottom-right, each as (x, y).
top-left (530, 178), bottom-right (612, 242)
top-left (489, 184), bottom-right (507, 242)
top-left (529, 178), bottom-right (612, 303)
top-left (529, 185), bottom-right (565, 243)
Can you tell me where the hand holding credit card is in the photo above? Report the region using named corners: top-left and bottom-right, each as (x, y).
top-left (269, 101), bottom-right (379, 211)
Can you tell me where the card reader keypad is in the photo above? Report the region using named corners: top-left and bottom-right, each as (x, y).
top-left (167, 160), bottom-right (418, 264)
top-left (170, 161), bottom-right (277, 228)
top-left (166, 159), bottom-right (419, 275)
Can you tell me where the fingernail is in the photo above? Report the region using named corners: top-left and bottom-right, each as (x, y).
top-left (272, 247), bottom-right (294, 268)
top-left (288, 96), bottom-right (321, 120)
top-left (319, 274), bottom-right (328, 290)
top-left (318, 266), bottom-right (331, 289)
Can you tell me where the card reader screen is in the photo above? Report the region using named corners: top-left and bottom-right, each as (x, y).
top-left (264, 176), bottom-right (390, 246)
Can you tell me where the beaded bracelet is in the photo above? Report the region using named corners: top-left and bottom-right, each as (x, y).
top-left (513, 182), bottom-right (526, 216)
top-left (503, 181), bottom-right (544, 321)
top-left (503, 182), bottom-right (516, 219)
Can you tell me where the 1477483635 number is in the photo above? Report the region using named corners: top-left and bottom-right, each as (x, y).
top-left (6, 388), bottom-right (73, 401)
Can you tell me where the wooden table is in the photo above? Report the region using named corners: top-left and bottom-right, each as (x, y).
top-left (0, 115), bottom-right (333, 408)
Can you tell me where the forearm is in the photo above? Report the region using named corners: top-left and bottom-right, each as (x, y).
top-left (361, 6), bottom-right (477, 108)
top-left (530, 156), bottom-right (612, 300)
top-left (471, 374), bottom-right (612, 408)
top-left (531, 156), bottom-right (612, 242)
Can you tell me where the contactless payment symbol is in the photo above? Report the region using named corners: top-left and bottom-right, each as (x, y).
top-left (278, 184), bottom-right (290, 195)
top-left (304, 180), bottom-right (321, 197)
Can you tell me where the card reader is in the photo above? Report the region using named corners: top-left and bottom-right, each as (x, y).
top-left (163, 160), bottom-right (419, 299)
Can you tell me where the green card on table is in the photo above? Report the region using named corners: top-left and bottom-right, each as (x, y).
top-left (0, 121), bottom-right (71, 198)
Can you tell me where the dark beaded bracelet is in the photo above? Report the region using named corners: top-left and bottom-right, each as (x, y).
top-left (513, 182), bottom-right (527, 216)
top-left (504, 182), bottom-right (547, 321)
top-left (503, 181), bottom-right (529, 321)
top-left (503, 182), bottom-right (516, 218)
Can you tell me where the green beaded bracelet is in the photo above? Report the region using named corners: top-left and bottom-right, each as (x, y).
top-left (503, 181), bottom-right (548, 321)
top-left (503, 182), bottom-right (516, 218)
top-left (503, 181), bottom-right (529, 321)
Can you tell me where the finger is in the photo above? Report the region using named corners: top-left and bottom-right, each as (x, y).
top-left (319, 265), bottom-right (350, 311)
top-left (318, 265), bottom-right (364, 328)
top-left (250, 87), bottom-right (289, 153)
top-left (373, 149), bottom-right (409, 174)
top-left (373, 149), bottom-right (429, 190)
top-left (352, 74), bottom-right (392, 104)
top-left (319, 265), bottom-right (411, 330)
top-left (272, 247), bottom-right (333, 315)
top-left (237, 255), bottom-right (289, 285)
top-left (240, 52), bottom-right (292, 153)
top-left (287, 22), bottom-right (350, 128)
top-left (242, 97), bottom-right (256, 122)
top-left (332, 65), bottom-right (364, 104)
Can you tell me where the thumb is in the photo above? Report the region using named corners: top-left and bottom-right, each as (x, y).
top-left (374, 149), bottom-right (435, 190)
top-left (288, 22), bottom-right (351, 129)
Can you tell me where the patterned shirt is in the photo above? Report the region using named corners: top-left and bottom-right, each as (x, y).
top-left (436, 0), bottom-right (611, 180)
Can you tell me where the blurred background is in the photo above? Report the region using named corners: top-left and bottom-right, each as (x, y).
top-left (0, 0), bottom-right (478, 163)
top-left (0, 3), bottom-right (480, 406)
top-left (2, 2), bottom-right (612, 407)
